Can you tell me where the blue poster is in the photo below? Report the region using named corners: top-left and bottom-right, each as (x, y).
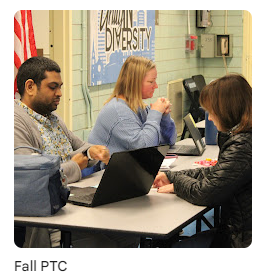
top-left (88, 10), bottom-right (155, 86)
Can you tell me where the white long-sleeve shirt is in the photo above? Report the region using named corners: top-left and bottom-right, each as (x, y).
top-left (88, 98), bottom-right (177, 155)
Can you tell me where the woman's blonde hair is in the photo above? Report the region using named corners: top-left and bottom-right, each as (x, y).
top-left (199, 74), bottom-right (252, 134)
top-left (105, 55), bottom-right (156, 113)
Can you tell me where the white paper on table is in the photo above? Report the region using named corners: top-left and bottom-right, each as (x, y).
top-left (160, 158), bottom-right (177, 170)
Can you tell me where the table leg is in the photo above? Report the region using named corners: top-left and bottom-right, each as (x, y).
top-left (140, 233), bottom-right (183, 248)
top-left (196, 207), bottom-right (220, 234)
top-left (60, 230), bottom-right (72, 248)
top-left (196, 218), bottom-right (201, 233)
top-left (139, 237), bottom-right (152, 248)
top-left (214, 206), bottom-right (220, 227)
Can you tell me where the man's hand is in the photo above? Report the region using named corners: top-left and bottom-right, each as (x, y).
top-left (71, 153), bottom-right (88, 170)
top-left (88, 145), bottom-right (110, 165)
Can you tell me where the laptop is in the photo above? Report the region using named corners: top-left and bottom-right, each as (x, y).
top-left (68, 145), bottom-right (169, 207)
top-left (168, 113), bottom-right (206, 156)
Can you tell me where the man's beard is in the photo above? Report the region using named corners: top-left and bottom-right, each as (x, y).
top-left (32, 100), bottom-right (57, 116)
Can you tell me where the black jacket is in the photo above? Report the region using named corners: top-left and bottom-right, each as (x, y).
top-left (166, 130), bottom-right (252, 247)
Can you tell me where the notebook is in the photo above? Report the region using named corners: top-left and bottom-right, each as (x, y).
top-left (68, 145), bottom-right (169, 207)
top-left (168, 113), bottom-right (206, 156)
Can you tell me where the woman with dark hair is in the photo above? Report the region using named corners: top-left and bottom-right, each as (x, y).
top-left (153, 74), bottom-right (252, 247)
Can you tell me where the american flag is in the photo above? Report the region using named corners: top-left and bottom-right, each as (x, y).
top-left (14, 10), bottom-right (37, 98)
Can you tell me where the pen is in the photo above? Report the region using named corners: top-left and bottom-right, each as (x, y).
top-left (165, 154), bottom-right (178, 159)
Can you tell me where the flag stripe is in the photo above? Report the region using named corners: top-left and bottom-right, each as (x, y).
top-left (14, 75), bottom-right (18, 97)
top-left (14, 17), bottom-right (21, 42)
top-left (14, 51), bottom-right (21, 69)
top-left (14, 10), bottom-right (37, 97)
top-left (21, 10), bottom-right (28, 61)
top-left (27, 10), bottom-right (37, 57)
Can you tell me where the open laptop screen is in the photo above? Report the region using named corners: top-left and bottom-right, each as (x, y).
top-left (88, 145), bottom-right (169, 207)
top-left (68, 146), bottom-right (169, 207)
top-left (183, 114), bottom-right (206, 153)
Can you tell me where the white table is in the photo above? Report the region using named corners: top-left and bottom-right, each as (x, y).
top-left (14, 139), bottom-right (219, 247)
top-left (169, 138), bottom-right (219, 171)
top-left (15, 187), bottom-right (208, 239)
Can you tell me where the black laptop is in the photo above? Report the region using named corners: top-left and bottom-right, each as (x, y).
top-left (68, 145), bottom-right (169, 207)
top-left (168, 113), bottom-right (206, 156)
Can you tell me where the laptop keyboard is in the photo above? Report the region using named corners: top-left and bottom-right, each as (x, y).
top-left (176, 145), bottom-right (197, 152)
top-left (77, 193), bottom-right (95, 201)
top-left (168, 145), bottom-right (199, 154)
top-left (69, 187), bottom-right (96, 203)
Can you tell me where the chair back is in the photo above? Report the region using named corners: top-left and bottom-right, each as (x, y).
top-left (192, 74), bottom-right (206, 92)
top-left (183, 78), bottom-right (205, 123)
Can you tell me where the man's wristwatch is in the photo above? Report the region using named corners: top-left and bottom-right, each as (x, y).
top-left (84, 148), bottom-right (94, 160)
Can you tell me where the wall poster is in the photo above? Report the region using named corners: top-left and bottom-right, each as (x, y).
top-left (88, 10), bottom-right (155, 86)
